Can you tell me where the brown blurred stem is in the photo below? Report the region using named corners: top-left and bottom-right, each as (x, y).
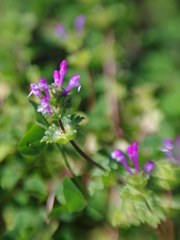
top-left (57, 119), bottom-right (106, 171)
top-left (103, 30), bottom-right (123, 138)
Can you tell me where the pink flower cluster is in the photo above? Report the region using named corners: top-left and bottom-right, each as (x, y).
top-left (29, 59), bottom-right (81, 115)
top-left (112, 142), bottom-right (155, 175)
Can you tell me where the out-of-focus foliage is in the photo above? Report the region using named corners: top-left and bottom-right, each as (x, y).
top-left (0, 0), bottom-right (180, 239)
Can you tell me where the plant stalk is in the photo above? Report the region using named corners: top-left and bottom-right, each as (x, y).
top-left (58, 119), bottom-right (106, 171)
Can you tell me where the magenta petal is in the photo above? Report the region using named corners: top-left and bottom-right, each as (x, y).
top-left (127, 142), bottom-right (140, 172)
top-left (62, 74), bottom-right (81, 96)
top-left (59, 59), bottom-right (67, 76)
top-left (56, 59), bottom-right (67, 86)
top-left (38, 78), bottom-right (48, 89)
top-left (111, 149), bottom-right (132, 174)
top-left (53, 70), bottom-right (61, 85)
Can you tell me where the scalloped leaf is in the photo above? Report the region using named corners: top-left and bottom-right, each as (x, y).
top-left (108, 185), bottom-right (166, 228)
top-left (41, 123), bottom-right (76, 144)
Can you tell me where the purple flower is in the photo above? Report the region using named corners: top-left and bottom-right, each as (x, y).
top-left (111, 149), bottom-right (132, 174)
top-left (53, 70), bottom-right (60, 85)
top-left (28, 78), bottom-right (49, 98)
top-left (62, 74), bottom-right (81, 96)
top-left (37, 97), bottom-right (52, 115)
top-left (144, 161), bottom-right (155, 175)
top-left (161, 137), bottom-right (180, 164)
top-left (38, 78), bottom-right (49, 90)
top-left (74, 15), bottom-right (86, 33)
top-left (29, 59), bottom-right (81, 116)
top-left (55, 24), bottom-right (67, 38)
top-left (111, 142), bottom-right (155, 176)
top-left (60, 60), bottom-right (67, 79)
top-left (53, 60), bottom-right (67, 86)
top-left (28, 78), bottom-right (52, 115)
top-left (28, 83), bottom-right (41, 97)
top-left (161, 139), bottom-right (174, 161)
top-left (127, 142), bottom-right (140, 172)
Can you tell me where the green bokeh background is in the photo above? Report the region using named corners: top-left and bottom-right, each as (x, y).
top-left (0, 0), bottom-right (180, 239)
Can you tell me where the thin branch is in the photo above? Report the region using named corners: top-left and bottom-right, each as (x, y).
top-left (57, 118), bottom-right (106, 171)
top-left (56, 144), bottom-right (75, 178)
top-left (70, 139), bottom-right (106, 171)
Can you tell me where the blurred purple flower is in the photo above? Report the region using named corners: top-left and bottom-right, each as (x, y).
top-left (55, 24), bottom-right (67, 38)
top-left (127, 142), bottom-right (140, 172)
top-left (74, 15), bottom-right (86, 33)
top-left (111, 149), bottom-right (132, 174)
top-left (62, 74), bottom-right (81, 96)
top-left (144, 161), bottom-right (155, 175)
top-left (161, 138), bottom-right (174, 161)
top-left (161, 137), bottom-right (180, 164)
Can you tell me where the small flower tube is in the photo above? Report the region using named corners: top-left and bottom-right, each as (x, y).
top-left (53, 60), bottom-right (67, 86)
top-left (111, 149), bottom-right (132, 174)
top-left (62, 74), bottom-right (81, 96)
top-left (127, 142), bottom-right (140, 172)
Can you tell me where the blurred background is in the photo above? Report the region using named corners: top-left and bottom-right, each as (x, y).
top-left (0, 0), bottom-right (180, 239)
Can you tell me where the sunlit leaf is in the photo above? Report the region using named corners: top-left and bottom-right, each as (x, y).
top-left (18, 125), bottom-right (46, 155)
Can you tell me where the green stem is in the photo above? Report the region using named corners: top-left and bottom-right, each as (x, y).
top-left (56, 144), bottom-right (75, 178)
top-left (58, 119), bottom-right (106, 171)
top-left (56, 144), bottom-right (88, 198)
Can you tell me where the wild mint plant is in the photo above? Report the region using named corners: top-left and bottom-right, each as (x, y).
top-left (19, 59), bottom-right (105, 172)
top-left (18, 59), bottom-right (180, 232)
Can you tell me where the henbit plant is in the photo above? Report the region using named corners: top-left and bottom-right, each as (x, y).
top-left (18, 59), bottom-right (180, 235)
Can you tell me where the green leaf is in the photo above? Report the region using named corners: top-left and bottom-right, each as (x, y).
top-left (153, 160), bottom-right (180, 189)
top-left (18, 125), bottom-right (46, 156)
top-left (71, 114), bottom-right (86, 127)
top-left (24, 174), bottom-right (47, 197)
top-left (63, 178), bottom-right (86, 213)
top-left (87, 176), bottom-right (104, 196)
top-left (108, 185), bottom-right (166, 228)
